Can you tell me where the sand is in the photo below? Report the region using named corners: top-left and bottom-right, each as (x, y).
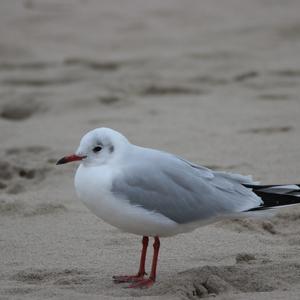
top-left (1, 0), bottom-right (300, 299)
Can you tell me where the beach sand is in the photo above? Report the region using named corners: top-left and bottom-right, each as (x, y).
top-left (1, 0), bottom-right (300, 299)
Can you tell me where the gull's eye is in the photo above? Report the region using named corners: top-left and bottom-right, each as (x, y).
top-left (93, 146), bottom-right (102, 153)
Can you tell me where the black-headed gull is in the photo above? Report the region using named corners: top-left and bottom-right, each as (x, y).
top-left (57, 127), bottom-right (300, 288)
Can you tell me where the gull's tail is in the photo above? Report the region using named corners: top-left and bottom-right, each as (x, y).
top-left (243, 184), bottom-right (300, 211)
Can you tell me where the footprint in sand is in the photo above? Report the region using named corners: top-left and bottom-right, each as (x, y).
top-left (63, 57), bottom-right (121, 71)
top-left (240, 126), bottom-right (293, 135)
top-left (0, 146), bottom-right (52, 194)
top-left (0, 95), bottom-right (43, 121)
top-left (140, 84), bottom-right (205, 96)
top-left (258, 93), bottom-right (291, 101)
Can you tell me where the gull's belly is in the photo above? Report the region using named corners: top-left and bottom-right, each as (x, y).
top-left (74, 164), bottom-right (180, 237)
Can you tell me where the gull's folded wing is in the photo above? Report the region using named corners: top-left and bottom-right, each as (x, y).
top-left (112, 147), bottom-right (262, 224)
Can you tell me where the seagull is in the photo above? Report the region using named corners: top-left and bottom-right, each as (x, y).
top-left (57, 127), bottom-right (300, 288)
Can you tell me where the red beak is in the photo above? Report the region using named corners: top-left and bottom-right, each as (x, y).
top-left (56, 154), bottom-right (86, 165)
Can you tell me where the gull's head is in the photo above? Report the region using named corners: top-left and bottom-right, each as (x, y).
top-left (56, 127), bottom-right (130, 166)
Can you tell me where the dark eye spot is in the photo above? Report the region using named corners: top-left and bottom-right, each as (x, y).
top-left (109, 145), bottom-right (114, 153)
top-left (93, 146), bottom-right (102, 153)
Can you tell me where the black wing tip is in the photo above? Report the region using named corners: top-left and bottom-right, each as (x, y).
top-left (242, 184), bottom-right (300, 212)
top-left (243, 184), bottom-right (300, 189)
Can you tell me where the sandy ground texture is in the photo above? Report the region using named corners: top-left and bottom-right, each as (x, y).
top-left (1, 0), bottom-right (300, 299)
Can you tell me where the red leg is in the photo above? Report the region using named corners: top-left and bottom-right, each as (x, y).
top-left (127, 237), bottom-right (160, 288)
top-left (113, 236), bottom-right (149, 283)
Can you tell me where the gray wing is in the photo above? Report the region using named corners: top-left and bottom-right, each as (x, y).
top-left (112, 146), bottom-right (262, 224)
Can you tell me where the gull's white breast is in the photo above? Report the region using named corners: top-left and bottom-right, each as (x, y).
top-left (74, 164), bottom-right (181, 237)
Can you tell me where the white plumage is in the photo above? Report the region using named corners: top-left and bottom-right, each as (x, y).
top-left (74, 127), bottom-right (262, 237)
